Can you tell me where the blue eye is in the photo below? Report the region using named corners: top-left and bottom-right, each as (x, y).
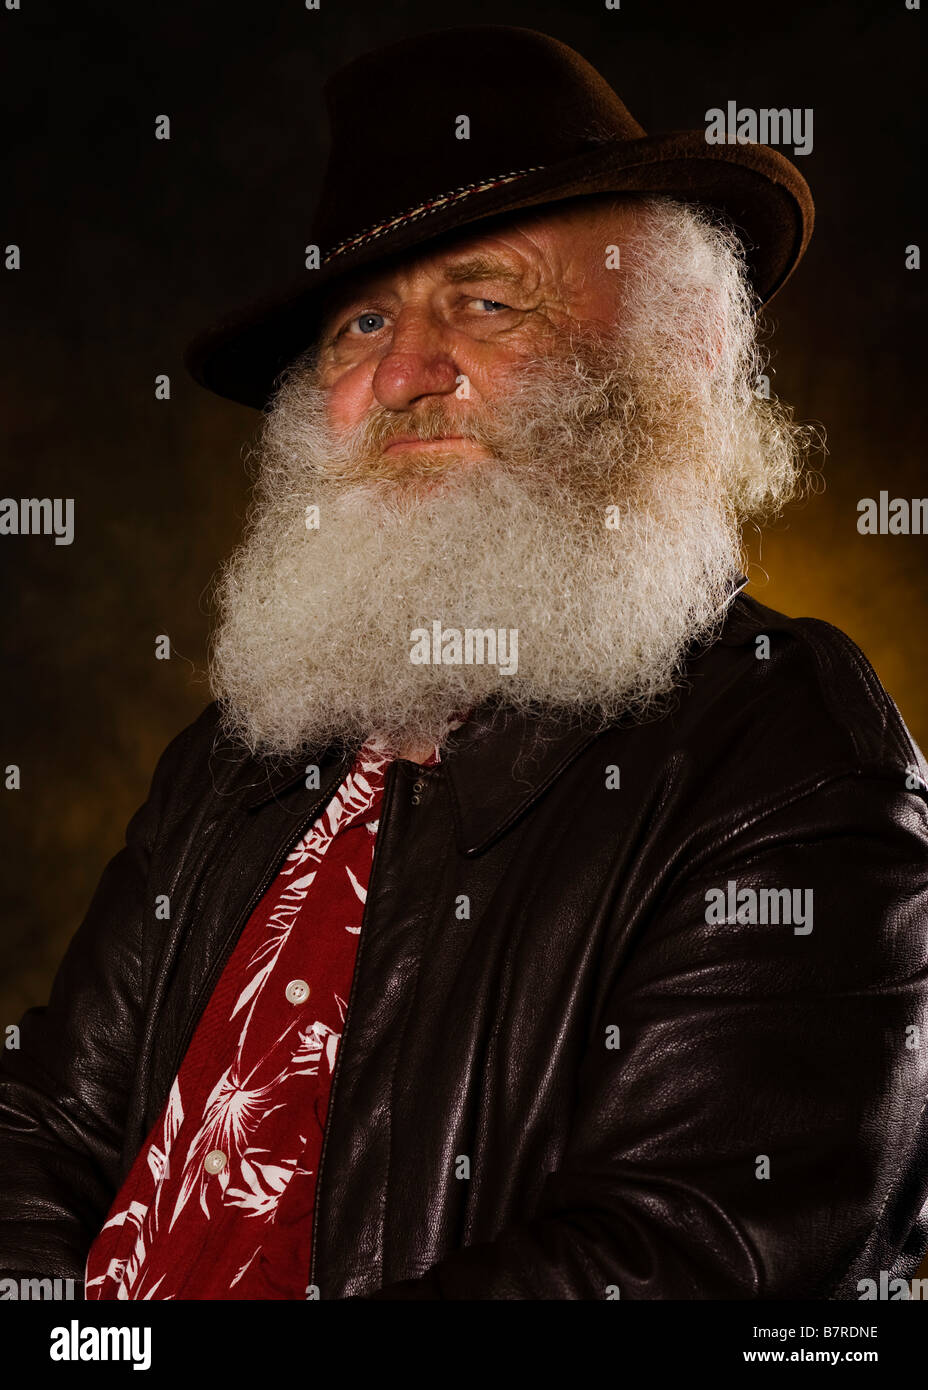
top-left (351, 311), bottom-right (385, 334)
top-left (476, 299), bottom-right (507, 311)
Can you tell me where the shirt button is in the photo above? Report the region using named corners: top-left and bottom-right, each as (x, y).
top-left (286, 978), bottom-right (310, 1005)
top-left (413, 780), bottom-right (425, 792)
top-left (204, 1149), bottom-right (227, 1175)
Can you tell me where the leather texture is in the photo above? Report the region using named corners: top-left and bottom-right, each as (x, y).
top-left (2, 590), bottom-right (928, 1299)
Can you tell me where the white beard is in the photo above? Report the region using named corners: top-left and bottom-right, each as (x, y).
top-left (207, 202), bottom-right (808, 761)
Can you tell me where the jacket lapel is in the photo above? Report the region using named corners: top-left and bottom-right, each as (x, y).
top-left (439, 699), bottom-right (608, 856)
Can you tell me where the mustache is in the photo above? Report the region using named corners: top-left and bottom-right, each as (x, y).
top-left (324, 398), bottom-right (505, 486)
top-left (364, 400), bottom-right (480, 447)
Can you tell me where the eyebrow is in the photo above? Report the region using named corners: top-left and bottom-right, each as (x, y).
top-left (318, 254), bottom-right (528, 340)
top-left (439, 255), bottom-right (526, 286)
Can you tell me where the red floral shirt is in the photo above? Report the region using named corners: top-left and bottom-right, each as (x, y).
top-left (84, 731), bottom-right (444, 1300)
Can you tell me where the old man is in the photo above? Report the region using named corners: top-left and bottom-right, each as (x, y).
top-left (1, 26), bottom-right (927, 1301)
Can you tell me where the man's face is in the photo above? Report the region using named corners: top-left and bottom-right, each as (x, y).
top-left (313, 200), bottom-right (638, 474)
top-left (208, 196), bottom-right (805, 761)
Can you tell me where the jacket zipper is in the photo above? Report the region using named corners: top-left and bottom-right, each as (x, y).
top-left (308, 756), bottom-right (400, 1296)
top-left (161, 764), bottom-right (354, 1087)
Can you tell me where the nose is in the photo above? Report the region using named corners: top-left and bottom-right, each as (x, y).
top-left (371, 307), bottom-right (460, 411)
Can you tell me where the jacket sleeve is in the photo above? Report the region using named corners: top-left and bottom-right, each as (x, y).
top-left (357, 769), bottom-right (928, 1299)
top-left (0, 720), bottom-right (194, 1287)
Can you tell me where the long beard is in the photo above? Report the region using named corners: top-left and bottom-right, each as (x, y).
top-left (206, 308), bottom-right (800, 762)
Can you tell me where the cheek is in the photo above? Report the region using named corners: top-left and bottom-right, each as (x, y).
top-left (324, 367), bottom-right (374, 431)
top-left (457, 343), bottom-right (535, 399)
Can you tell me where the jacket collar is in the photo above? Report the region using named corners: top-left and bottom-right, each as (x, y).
top-left (236, 695), bottom-right (605, 857)
top-left (237, 573), bottom-right (748, 855)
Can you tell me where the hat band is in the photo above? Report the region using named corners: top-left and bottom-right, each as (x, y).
top-left (322, 163), bottom-right (547, 264)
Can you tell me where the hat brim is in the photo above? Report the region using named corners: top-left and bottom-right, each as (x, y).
top-left (184, 130), bottom-right (813, 412)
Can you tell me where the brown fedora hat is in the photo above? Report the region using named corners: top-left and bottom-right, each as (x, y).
top-left (184, 24), bottom-right (814, 412)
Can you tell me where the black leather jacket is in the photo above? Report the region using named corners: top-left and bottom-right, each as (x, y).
top-left (2, 590), bottom-right (928, 1299)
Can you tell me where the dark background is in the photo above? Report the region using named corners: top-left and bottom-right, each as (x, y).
top-left (1, 0), bottom-right (925, 1234)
